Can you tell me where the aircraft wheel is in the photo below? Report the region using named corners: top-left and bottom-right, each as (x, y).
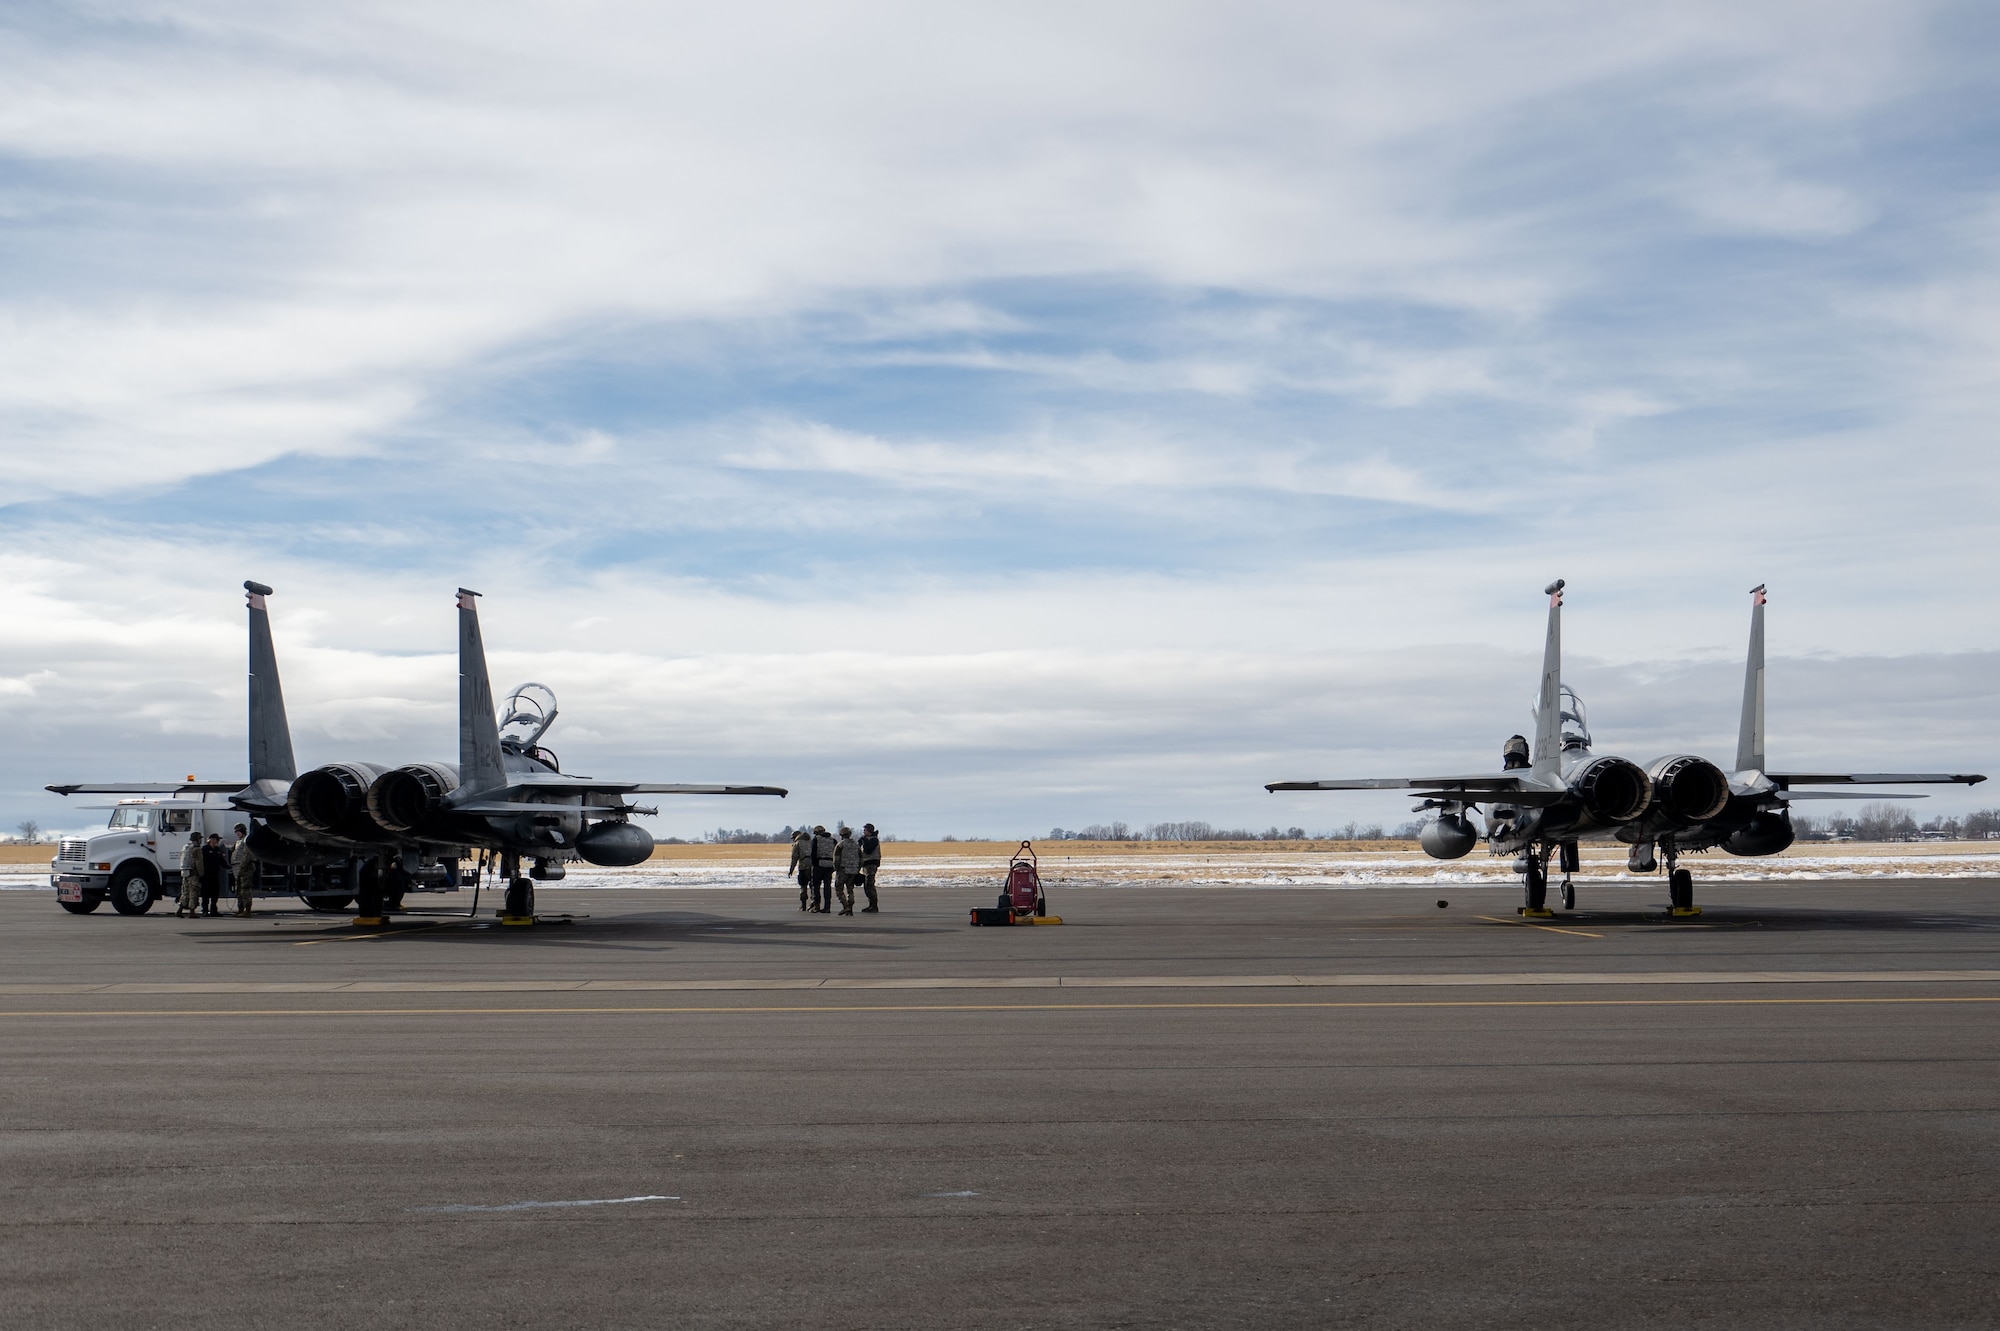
top-left (1561, 882), bottom-right (1575, 911)
top-left (300, 894), bottom-right (355, 913)
top-left (60, 898), bottom-right (101, 915)
top-left (1669, 869), bottom-right (1693, 911)
top-left (1523, 858), bottom-right (1548, 912)
top-left (1035, 897), bottom-right (1047, 917)
top-left (108, 867), bottom-right (158, 915)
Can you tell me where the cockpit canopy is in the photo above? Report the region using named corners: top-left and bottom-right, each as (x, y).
top-left (1530, 684), bottom-right (1592, 752)
top-left (498, 682), bottom-right (558, 750)
top-left (498, 682), bottom-right (562, 770)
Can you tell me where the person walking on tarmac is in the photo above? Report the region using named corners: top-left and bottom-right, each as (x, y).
top-left (858, 823), bottom-right (882, 912)
top-left (229, 823), bottom-right (257, 916)
top-left (809, 825), bottom-right (837, 913)
top-left (787, 829), bottom-right (812, 911)
top-left (833, 825), bottom-right (862, 915)
top-left (199, 832), bottom-right (228, 916)
top-left (176, 833), bottom-right (202, 918)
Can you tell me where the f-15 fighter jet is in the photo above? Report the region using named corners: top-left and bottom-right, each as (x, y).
top-left (354, 587), bottom-right (786, 923)
top-left (52, 582), bottom-right (785, 925)
top-left (1267, 582), bottom-right (1983, 917)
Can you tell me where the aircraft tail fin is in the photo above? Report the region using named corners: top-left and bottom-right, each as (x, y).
top-left (1532, 580), bottom-right (1565, 774)
top-left (458, 589), bottom-right (508, 794)
top-left (244, 581), bottom-right (297, 784)
top-left (1736, 584), bottom-right (1767, 774)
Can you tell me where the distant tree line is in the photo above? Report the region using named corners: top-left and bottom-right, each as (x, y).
top-left (626, 810), bottom-right (2000, 848)
top-left (1046, 821), bottom-right (1410, 843)
top-left (654, 826), bottom-right (902, 846)
top-left (1793, 806), bottom-right (2000, 842)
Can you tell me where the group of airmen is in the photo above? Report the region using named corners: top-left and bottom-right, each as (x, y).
top-left (788, 823), bottom-right (882, 915)
top-left (175, 823), bottom-right (258, 918)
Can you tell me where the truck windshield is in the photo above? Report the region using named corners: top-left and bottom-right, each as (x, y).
top-left (108, 807), bottom-right (153, 829)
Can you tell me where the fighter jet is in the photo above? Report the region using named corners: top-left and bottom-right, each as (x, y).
top-left (51, 582), bottom-right (786, 924)
top-left (352, 587), bottom-right (786, 923)
top-left (48, 581), bottom-right (394, 911)
top-left (1267, 581), bottom-right (1984, 917)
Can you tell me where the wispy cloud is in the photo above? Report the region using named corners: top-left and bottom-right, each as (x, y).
top-left (2, 0), bottom-right (1996, 834)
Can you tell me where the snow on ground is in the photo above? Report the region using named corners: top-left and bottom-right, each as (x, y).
top-left (12, 849), bottom-right (1999, 894)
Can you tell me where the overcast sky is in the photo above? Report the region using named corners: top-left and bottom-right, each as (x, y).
top-left (2, 0), bottom-right (1996, 840)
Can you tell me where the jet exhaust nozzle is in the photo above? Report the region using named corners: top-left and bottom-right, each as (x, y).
top-left (286, 764), bottom-right (389, 837)
top-left (1724, 810), bottom-right (1795, 857)
top-left (1418, 813), bottom-right (1478, 861)
top-left (1645, 755), bottom-right (1731, 825)
top-left (1566, 756), bottom-right (1652, 823)
top-left (366, 763), bottom-right (462, 834)
top-left (576, 820), bottom-right (654, 867)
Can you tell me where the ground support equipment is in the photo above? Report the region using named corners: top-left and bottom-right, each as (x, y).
top-left (970, 841), bottom-right (1063, 926)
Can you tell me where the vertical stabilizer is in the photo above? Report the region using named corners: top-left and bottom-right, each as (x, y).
top-left (458, 588), bottom-right (508, 793)
top-left (245, 581), bottom-right (297, 783)
top-left (1532, 580), bottom-right (1565, 776)
top-left (1735, 585), bottom-right (1767, 774)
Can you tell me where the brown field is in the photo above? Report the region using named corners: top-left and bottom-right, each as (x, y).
top-left (644, 838), bottom-right (1418, 863)
top-left (7, 836), bottom-right (1991, 871)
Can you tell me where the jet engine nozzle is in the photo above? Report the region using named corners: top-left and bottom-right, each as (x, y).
top-left (1645, 754), bottom-right (1731, 825)
top-left (1565, 756), bottom-right (1652, 823)
top-left (1418, 813), bottom-right (1478, 861)
top-left (366, 763), bottom-right (462, 834)
top-left (286, 763), bottom-right (389, 837)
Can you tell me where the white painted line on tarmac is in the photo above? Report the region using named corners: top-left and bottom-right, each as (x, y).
top-left (9, 970), bottom-right (2000, 996)
top-left (412, 1194), bottom-right (680, 1213)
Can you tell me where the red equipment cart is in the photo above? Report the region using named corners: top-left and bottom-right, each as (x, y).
top-left (970, 841), bottom-right (1061, 926)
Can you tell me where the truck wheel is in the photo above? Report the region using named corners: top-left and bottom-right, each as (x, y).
top-left (108, 866), bottom-right (158, 915)
top-left (60, 899), bottom-right (101, 915)
top-left (300, 894), bottom-right (355, 913)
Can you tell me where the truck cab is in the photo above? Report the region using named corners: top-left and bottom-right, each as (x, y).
top-left (50, 794), bottom-right (241, 915)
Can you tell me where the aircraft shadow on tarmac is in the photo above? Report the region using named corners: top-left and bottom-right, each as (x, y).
top-left (184, 909), bottom-right (935, 952)
top-left (1475, 905), bottom-right (2000, 932)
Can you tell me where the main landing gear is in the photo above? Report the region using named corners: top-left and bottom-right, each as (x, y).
top-left (352, 859), bottom-right (389, 927)
top-left (500, 851), bottom-right (536, 926)
top-left (1661, 837), bottom-right (1699, 916)
top-left (1519, 841), bottom-right (1580, 917)
top-left (1519, 847), bottom-right (1552, 918)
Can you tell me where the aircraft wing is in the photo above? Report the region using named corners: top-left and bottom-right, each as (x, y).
top-left (1775, 790), bottom-right (1927, 801)
top-left (492, 776), bottom-right (786, 797)
top-left (47, 782), bottom-right (246, 795)
top-left (1266, 774), bottom-right (1571, 806)
top-left (1769, 773), bottom-right (1985, 787)
top-left (450, 801), bottom-right (653, 815)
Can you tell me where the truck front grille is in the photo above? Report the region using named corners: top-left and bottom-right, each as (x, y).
top-left (56, 839), bottom-right (87, 863)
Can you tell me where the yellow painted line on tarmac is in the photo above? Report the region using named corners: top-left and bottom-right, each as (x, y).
top-left (1477, 914), bottom-right (1604, 939)
top-left (7, 996), bottom-right (2000, 1018)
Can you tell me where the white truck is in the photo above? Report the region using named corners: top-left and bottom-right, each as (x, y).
top-left (49, 795), bottom-right (377, 915)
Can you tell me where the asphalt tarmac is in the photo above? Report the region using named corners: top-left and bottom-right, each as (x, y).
top-left (5, 878), bottom-right (2000, 1329)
